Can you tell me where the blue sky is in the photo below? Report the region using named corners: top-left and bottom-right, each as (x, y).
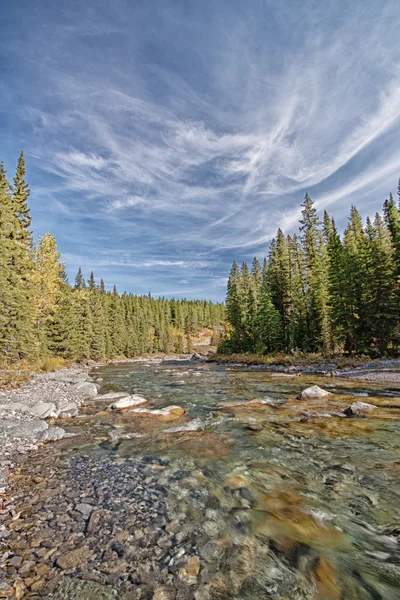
top-left (1, 0), bottom-right (400, 301)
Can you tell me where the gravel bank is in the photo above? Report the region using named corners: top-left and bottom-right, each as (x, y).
top-left (0, 367), bottom-right (97, 494)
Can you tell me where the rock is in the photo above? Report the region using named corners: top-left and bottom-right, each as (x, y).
top-left (27, 402), bottom-right (58, 419)
top-left (271, 372), bottom-right (302, 378)
top-left (0, 582), bottom-right (13, 598)
top-left (129, 405), bottom-right (185, 421)
top-left (343, 401), bottom-right (377, 417)
top-left (107, 395), bottom-right (148, 411)
top-left (186, 556), bottom-right (200, 576)
top-left (40, 426), bottom-right (67, 442)
top-left (0, 419), bottom-right (48, 439)
top-left (51, 579), bottom-right (115, 599)
top-left (56, 401), bottom-right (79, 418)
top-left (72, 381), bottom-right (98, 397)
top-left (75, 503), bottom-right (94, 517)
top-left (170, 380), bottom-right (185, 386)
top-left (153, 587), bottom-right (176, 600)
top-left (296, 385), bottom-right (331, 400)
top-left (56, 546), bottom-right (93, 570)
top-left (8, 555), bottom-right (22, 567)
top-left (218, 398), bottom-right (275, 409)
top-left (225, 475), bottom-right (249, 489)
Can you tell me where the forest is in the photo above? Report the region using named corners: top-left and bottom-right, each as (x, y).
top-left (223, 181), bottom-right (400, 356)
top-left (0, 154), bottom-right (225, 363)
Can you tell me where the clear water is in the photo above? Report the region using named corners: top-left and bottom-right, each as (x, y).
top-left (81, 360), bottom-right (400, 599)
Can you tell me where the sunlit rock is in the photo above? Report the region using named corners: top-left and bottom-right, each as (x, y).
top-left (343, 401), bottom-right (376, 417)
top-left (297, 385), bottom-right (331, 400)
top-left (129, 405), bottom-right (185, 421)
top-left (107, 395), bottom-right (148, 412)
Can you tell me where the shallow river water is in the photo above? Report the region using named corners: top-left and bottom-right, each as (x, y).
top-left (3, 360), bottom-right (400, 599)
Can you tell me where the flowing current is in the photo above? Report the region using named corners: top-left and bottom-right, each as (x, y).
top-left (5, 360), bottom-right (400, 599)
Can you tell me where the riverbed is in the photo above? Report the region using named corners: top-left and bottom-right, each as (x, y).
top-left (1, 359), bottom-right (400, 599)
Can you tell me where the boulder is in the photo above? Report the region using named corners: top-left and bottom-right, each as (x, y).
top-left (56, 401), bottom-right (79, 418)
top-left (27, 402), bottom-right (58, 419)
top-left (40, 426), bottom-right (67, 442)
top-left (107, 395), bottom-right (148, 412)
top-left (72, 381), bottom-right (98, 397)
top-left (129, 405), bottom-right (185, 421)
top-left (296, 385), bottom-right (331, 400)
top-left (0, 419), bottom-right (48, 439)
top-left (343, 401), bottom-right (376, 417)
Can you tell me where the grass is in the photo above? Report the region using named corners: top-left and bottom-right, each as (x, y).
top-left (209, 352), bottom-right (373, 367)
top-left (0, 356), bottom-right (68, 391)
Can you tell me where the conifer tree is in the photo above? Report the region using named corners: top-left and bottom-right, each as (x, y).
top-left (12, 151), bottom-right (32, 245)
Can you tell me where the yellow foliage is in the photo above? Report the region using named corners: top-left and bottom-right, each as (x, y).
top-left (33, 233), bottom-right (64, 325)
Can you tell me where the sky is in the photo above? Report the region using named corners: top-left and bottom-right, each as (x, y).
top-left (1, 0), bottom-right (400, 301)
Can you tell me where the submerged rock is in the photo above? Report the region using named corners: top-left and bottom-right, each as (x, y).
top-left (297, 385), bottom-right (331, 400)
top-left (107, 394), bottom-right (148, 411)
top-left (56, 546), bottom-right (93, 570)
top-left (51, 579), bottom-right (115, 600)
top-left (271, 372), bottom-right (302, 378)
top-left (218, 398), bottom-right (276, 409)
top-left (343, 401), bottom-right (376, 417)
top-left (129, 405), bottom-right (185, 421)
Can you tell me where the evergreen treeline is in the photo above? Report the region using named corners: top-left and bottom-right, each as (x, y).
top-left (223, 184), bottom-right (400, 356)
top-left (0, 154), bottom-right (225, 362)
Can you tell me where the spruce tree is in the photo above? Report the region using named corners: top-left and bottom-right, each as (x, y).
top-left (12, 151), bottom-right (32, 245)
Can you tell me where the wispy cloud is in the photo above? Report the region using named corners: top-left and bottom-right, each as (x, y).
top-left (1, 0), bottom-right (400, 299)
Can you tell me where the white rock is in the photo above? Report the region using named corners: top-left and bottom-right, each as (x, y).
top-left (107, 395), bottom-right (148, 411)
top-left (56, 401), bottom-right (79, 418)
top-left (344, 401), bottom-right (376, 416)
top-left (40, 426), bottom-right (67, 442)
top-left (75, 503), bottom-right (94, 516)
top-left (27, 402), bottom-right (58, 419)
top-left (72, 381), bottom-right (98, 397)
top-left (297, 385), bottom-right (331, 400)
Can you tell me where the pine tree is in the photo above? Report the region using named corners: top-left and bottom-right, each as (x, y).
top-left (75, 267), bottom-right (86, 290)
top-left (364, 214), bottom-right (397, 352)
top-left (255, 259), bottom-right (281, 352)
top-left (342, 206), bottom-right (368, 351)
top-left (5, 156), bottom-right (37, 358)
top-left (299, 194), bottom-right (331, 352)
top-left (12, 151), bottom-right (32, 245)
top-left (33, 233), bottom-right (64, 353)
top-left (269, 230), bottom-right (292, 351)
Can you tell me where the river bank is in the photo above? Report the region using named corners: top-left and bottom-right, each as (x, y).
top-left (210, 354), bottom-right (400, 383)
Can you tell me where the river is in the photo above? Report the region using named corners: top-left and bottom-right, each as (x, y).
top-left (2, 359), bottom-right (400, 599)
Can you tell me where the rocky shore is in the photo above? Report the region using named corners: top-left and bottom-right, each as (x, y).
top-left (0, 367), bottom-right (98, 494)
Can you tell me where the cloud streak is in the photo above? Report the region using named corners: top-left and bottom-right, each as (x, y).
top-left (1, 0), bottom-right (400, 300)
